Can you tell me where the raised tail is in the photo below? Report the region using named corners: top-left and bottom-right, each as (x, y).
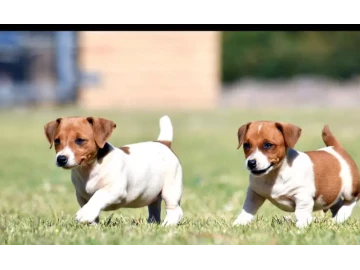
top-left (157, 115), bottom-right (173, 142)
top-left (322, 125), bottom-right (341, 148)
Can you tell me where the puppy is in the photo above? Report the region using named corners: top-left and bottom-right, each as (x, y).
top-left (44, 115), bottom-right (183, 226)
top-left (233, 121), bottom-right (360, 228)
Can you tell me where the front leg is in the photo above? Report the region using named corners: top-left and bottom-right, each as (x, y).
top-left (233, 188), bottom-right (266, 226)
top-left (76, 188), bottom-right (124, 224)
top-left (294, 195), bottom-right (314, 229)
top-left (75, 191), bottom-right (99, 224)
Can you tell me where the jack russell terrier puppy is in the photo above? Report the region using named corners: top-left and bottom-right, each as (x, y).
top-left (44, 115), bottom-right (183, 226)
top-left (233, 121), bottom-right (360, 228)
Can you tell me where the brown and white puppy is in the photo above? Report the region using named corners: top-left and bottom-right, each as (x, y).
top-left (233, 121), bottom-right (360, 228)
top-left (44, 115), bottom-right (183, 226)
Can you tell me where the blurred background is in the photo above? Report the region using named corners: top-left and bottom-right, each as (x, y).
top-left (1, 31), bottom-right (359, 110)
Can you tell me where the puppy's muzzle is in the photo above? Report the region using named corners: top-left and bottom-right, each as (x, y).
top-left (57, 155), bottom-right (68, 167)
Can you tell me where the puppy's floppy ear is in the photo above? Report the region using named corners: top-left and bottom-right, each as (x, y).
top-left (237, 122), bottom-right (251, 149)
top-left (275, 122), bottom-right (302, 148)
top-left (87, 117), bottom-right (116, 148)
top-left (44, 118), bottom-right (62, 149)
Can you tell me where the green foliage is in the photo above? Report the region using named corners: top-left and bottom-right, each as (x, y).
top-left (222, 31), bottom-right (360, 83)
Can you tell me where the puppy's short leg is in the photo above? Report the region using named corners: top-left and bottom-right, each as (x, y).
top-left (76, 192), bottom-right (99, 224)
top-left (233, 188), bottom-right (265, 226)
top-left (147, 195), bottom-right (162, 223)
top-left (161, 166), bottom-right (183, 226)
top-left (333, 199), bottom-right (357, 223)
top-left (76, 188), bottom-right (124, 224)
top-left (329, 198), bottom-right (344, 218)
top-left (294, 195), bottom-right (314, 229)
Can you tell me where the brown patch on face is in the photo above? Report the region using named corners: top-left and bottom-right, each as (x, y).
top-left (119, 146), bottom-right (130, 155)
top-left (275, 122), bottom-right (302, 148)
top-left (44, 118), bottom-right (62, 149)
top-left (44, 116), bottom-right (116, 167)
top-left (237, 122), bottom-right (251, 149)
top-left (238, 121), bottom-right (296, 168)
top-left (306, 150), bottom-right (342, 207)
top-left (87, 117), bottom-right (116, 148)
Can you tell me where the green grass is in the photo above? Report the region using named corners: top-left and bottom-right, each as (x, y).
top-left (1, 107), bottom-right (360, 244)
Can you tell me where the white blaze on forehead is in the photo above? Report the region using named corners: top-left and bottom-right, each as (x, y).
top-left (56, 146), bottom-right (77, 166)
top-left (245, 148), bottom-right (271, 170)
top-left (258, 124), bottom-right (262, 134)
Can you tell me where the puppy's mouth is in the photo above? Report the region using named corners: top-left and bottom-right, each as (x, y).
top-left (250, 163), bottom-right (274, 176)
top-left (56, 160), bottom-right (79, 169)
top-left (57, 163), bottom-right (78, 170)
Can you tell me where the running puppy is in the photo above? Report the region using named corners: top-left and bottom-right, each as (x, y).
top-left (233, 121), bottom-right (360, 228)
top-left (44, 115), bottom-right (183, 226)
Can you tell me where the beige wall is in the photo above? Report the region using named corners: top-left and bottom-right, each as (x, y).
top-left (78, 31), bottom-right (220, 109)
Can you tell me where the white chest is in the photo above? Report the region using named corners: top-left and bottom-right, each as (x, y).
top-left (71, 150), bottom-right (122, 200)
top-left (251, 176), bottom-right (297, 212)
top-left (249, 151), bottom-right (316, 212)
top-left (71, 170), bottom-right (104, 200)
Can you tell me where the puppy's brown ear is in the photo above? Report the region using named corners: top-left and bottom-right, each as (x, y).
top-left (44, 118), bottom-right (62, 149)
top-left (87, 117), bottom-right (116, 148)
top-left (275, 122), bottom-right (302, 148)
top-left (237, 122), bottom-right (251, 149)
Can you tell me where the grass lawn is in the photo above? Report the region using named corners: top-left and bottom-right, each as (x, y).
top-left (1, 107), bottom-right (360, 244)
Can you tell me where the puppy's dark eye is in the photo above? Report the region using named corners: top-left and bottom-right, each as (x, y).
top-left (243, 142), bottom-right (251, 150)
top-left (263, 142), bottom-right (274, 150)
top-left (75, 138), bottom-right (86, 145)
top-left (54, 138), bottom-right (60, 145)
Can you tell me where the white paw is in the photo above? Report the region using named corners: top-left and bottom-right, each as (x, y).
top-left (233, 213), bottom-right (253, 226)
top-left (161, 206), bottom-right (183, 226)
top-left (75, 205), bottom-right (100, 224)
top-left (333, 204), bottom-right (355, 224)
top-left (333, 214), bottom-right (347, 223)
top-left (295, 218), bottom-right (312, 229)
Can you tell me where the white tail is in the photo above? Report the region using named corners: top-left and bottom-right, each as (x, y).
top-left (157, 115), bottom-right (173, 141)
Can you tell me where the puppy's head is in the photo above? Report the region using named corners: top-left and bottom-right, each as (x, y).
top-left (237, 121), bottom-right (301, 177)
top-left (44, 117), bottom-right (116, 169)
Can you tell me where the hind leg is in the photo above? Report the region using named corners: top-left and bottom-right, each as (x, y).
top-left (161, 165), bottom-right (183, 226)
top-left (333, 199), bottom-right (357, 223)
top-left (329, 198), bottom-right (344, 218)
top-left (147, 196), bottom-right (162, 223)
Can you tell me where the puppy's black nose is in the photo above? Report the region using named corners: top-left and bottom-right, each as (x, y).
top-left (247, 159), bottom-right (257, 170)
top-left (57, 155), bottom-right (68, 166)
